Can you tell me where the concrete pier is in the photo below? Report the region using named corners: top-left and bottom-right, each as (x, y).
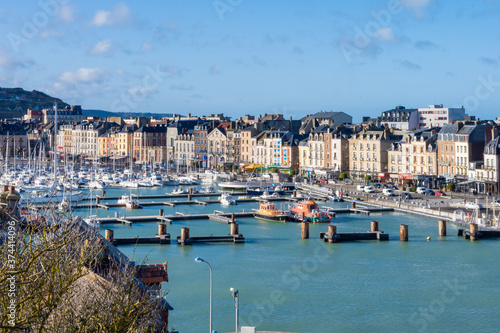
top-left (321, 222), bottom-right (389, 243)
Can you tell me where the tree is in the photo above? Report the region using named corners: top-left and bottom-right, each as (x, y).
top-left (446, 183), bottom-right (456, 191)
top-left (339, 173), bottom-right (347, 180)
top-left (0, 210), bottom-right (169, 332)
top-left (364, 175), bottom-right (372, 181)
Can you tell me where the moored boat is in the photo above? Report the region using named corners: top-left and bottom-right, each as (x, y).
top-left (220, 192), bottom-right (236, 205)
top-left (289, 200), bottom-right (332, 223)
top-left (254, 201), bottom-right (289, 222)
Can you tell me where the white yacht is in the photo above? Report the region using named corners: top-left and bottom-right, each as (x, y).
top-left (220, 192), bottom-right (237, 205)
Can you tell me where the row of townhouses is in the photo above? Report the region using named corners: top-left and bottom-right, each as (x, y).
top-left (2, 104), bottom-right (500, 193)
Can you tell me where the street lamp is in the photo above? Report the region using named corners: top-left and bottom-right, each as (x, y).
top-left (230, 287), bottom-right (239, 333)
top-left (195, 257), bottom-right (213, 333)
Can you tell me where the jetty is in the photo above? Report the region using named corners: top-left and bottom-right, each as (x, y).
top-left (319, 221), bottom-right (389, 243)
top-left (95, 210), bottom-right (255, 225)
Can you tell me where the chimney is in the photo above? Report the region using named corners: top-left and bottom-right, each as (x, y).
top-left (10, 186), bottom-right (15, 194)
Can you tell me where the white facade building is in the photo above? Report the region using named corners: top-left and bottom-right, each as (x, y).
top-left (417, 104), bottom-right (465, 128)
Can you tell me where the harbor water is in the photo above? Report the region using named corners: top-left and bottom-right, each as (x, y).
top-left (79, 186), bottom-right (500, 333)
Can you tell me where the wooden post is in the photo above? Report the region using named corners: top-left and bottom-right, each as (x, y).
top-left (352, 201), bottom-right (356, 209)
top-left (301, 222), bottom-right (309, 239)
top-left (180, 227), bottom-right (190, 242)
top-left (470, 223), bottom-right (478, 241)
top-left (328, 225), bottom-right (336, 244)
top-left (230, 222), bottom-right (239, 236)
top-left (400, 224), bottom-right (408, 242)
top-left (188, 194), bottom-right (191, 201)
top-left (189, 188), bottom-right (193, 195)
top-left (105, 229), bottom-right (114, 242)
top-left (158, 223), bottom-right (167, 236)
top-left (159, 208), bottom-right (164, 216)
top-left (293, 190), bottom-right (297, 198)
top-left (231, 213), bottom-right (235, 222)
top-left (371, 221), bottom-right (379, 232)
top-left (96, 196), bottom-right (100, 204)
top-left (438, 220), bottom-right (446, 236)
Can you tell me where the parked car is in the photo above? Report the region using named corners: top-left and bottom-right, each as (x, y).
top-left (434, 190), bottom-right (446, 196)
top-left (364, 186), bottom-right (375, 193)
top-left (383, 189), bottom-right (395, 196)
top-left (423, 190), bottom-right (435, 195)
top-left (416, 187), bottom-right (427, 194)
top-left (494, 200), bottom-right (500, 207)
top-left (328, 179), bottom-right (337, 184)
top-left (465, 202), bottom-right (482, 209)
top-left (373, 183), bottom-right (382, 188)
top-left (357, 185), bottom-right (365, 191)
top-left (389, 185), bottom-right (399, 190)
top-left (401, 192), bottom-right (413, 199)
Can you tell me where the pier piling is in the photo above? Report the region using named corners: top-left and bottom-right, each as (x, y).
top-left (351, 201), bottom-right (356, 209)
top-left (301, 222), bottom-right (309, 239)
top-left (470, 223), bottom-right (478, 241)
top-left (231, 213), bottom-right (235, 223)
top-left (400, 224), bottom-right (408, 242)
top-left (158, 223), bottom-right (167, 236)
top-left (328, 225), bottom-right (336, 243)
top-left (230, 222), bottom-right (239, 236)
top-left (159, 209), bottom-right (164, 216)
top-left (439, 220), bottom-right (447, 237)
top-left (105, 229), bottom-right (114, 242)
top-left (180, 227), bottom-right (190, 245)
top-left (371, 221), bottom-right (379, 232)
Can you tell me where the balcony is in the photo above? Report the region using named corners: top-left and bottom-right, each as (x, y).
top-left (438, 161), bottom-right (450, 166)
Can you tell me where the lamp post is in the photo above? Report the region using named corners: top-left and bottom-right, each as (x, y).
top-left (230, 287), bottom-right (239, 333)
top-left (195, 257), bottom-right (213, 333)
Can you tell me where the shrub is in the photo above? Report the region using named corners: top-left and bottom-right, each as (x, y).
top-left (446, 183), bottom-right (455, 191)
top-left (339, 173), bottom-right (347, 180)
top-left (409, 186), bottom-right (417, 192)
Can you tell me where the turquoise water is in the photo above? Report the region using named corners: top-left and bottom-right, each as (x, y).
top-left (80, 186), bottom-right (500, 333)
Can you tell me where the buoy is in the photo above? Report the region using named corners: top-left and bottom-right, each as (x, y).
top-left (427, 237), bottom-right (431, 241)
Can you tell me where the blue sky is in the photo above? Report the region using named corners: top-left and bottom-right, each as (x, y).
top-left (0, 0), bottom-right (499, 122)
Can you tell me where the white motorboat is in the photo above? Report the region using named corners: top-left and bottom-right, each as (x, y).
top-left (171, 188), bottom-right (188, 195)
top-left (88, 180), bottom-right (110, 189)
top-left (138, 180), bottom-right (154, 187)
top-left (117, 194), bottom-right (132, 204)
top-left (84, 215), bottom-right (100, 229)
top-left (125, 195), bottom-right (140, 209)
top-left (200, 186), bottom-right (216, 194)
top-left (220, 192), bottom-right (237, 205)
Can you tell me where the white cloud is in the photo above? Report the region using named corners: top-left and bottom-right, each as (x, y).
top-left (400, 0), bottom-right (433, 17)
top-left (141, 42), bottom-right (152, 52)
top-left (58, 4), bottom-right (76, 23)
top-left (59, 68), bottom-right (106, 84)
top-left (375, 28), bottom-right (397, 42)
top-left (92, 3), bottom-right (131, 27)
top-left (90, 39), bottom-right (113, 55)
top-left (128, 87), bottom-right (156, 97)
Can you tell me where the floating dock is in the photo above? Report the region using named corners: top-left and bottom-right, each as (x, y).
top-left (320, 221), bottom-right (389, 243)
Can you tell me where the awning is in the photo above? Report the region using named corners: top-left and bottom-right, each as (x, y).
top-left (244, 163), bottom-right (264, 170)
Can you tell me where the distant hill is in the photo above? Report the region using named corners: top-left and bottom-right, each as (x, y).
top-left (84, 110), bottom-right (177, 119)
top-left (0, 87), bottom-right (69, 119)
top-left (0, 87), bottom-right (179, 120)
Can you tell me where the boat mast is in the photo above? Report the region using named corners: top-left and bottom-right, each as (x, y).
top-left (52, 102), bottom-right (58, 191)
